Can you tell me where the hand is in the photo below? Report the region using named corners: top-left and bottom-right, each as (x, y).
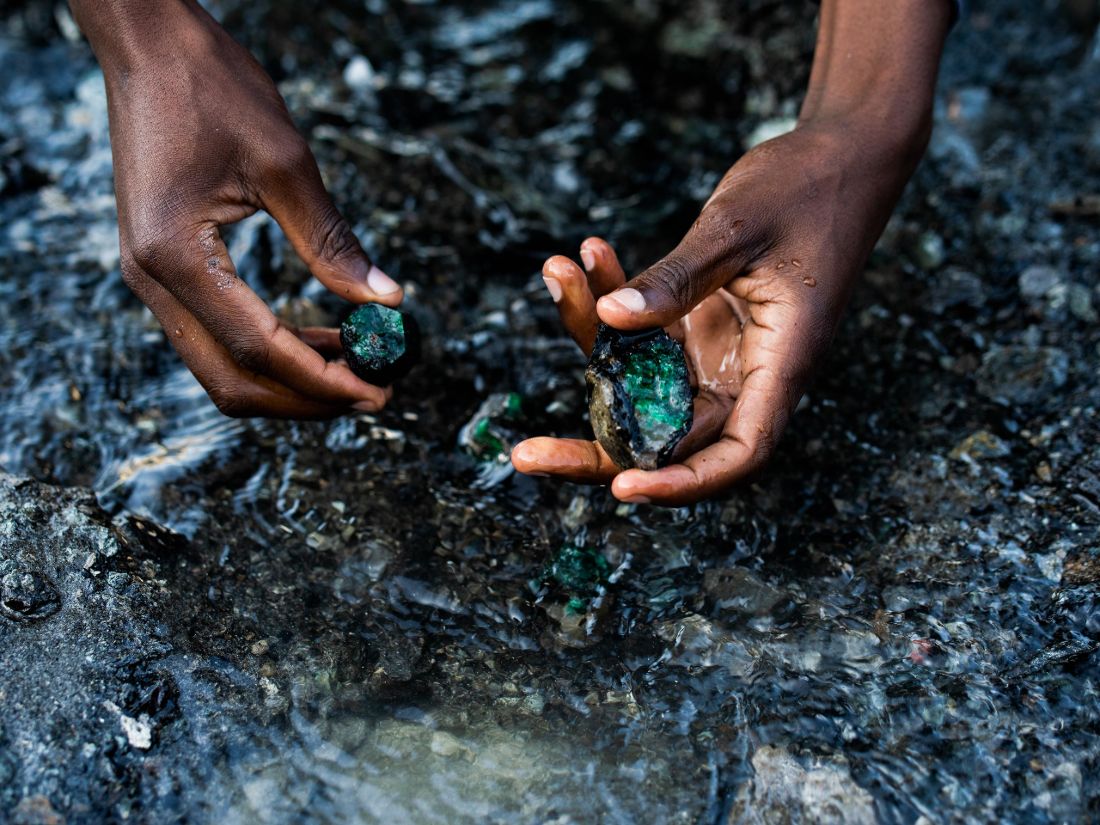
top-left (75, 1), bottom-right (403, 417)
top-left (511, 123), bottom-right (925, 505)
top-left (511, 0), bottom-right (952, 505)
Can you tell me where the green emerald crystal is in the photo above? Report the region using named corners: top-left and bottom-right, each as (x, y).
top-left (547, 543), bottom-right (611, 597)
top-left (585, 324), bottom-right (694, 470)
top-left (339, 304), bottom-right (420, 385)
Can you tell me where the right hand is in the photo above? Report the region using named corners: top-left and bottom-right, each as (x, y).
top-left (85, 1), bottom-right (403, 418)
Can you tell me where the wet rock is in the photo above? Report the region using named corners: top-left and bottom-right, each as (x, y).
top-left (913, 231), bottom-right (946, 270)
top-left (546, 543), bottom-right (611, 603)
top-left (339, 304), bottom-right (420, 386)
top-left (727, 745), bottom-right (877, 825)
top-left (0, 569), bottom-right (60, 622)
top-left (702, 567), bottom-right (785, 616)
top-left (655, 614), bottom-right (754, 677)
top-left (0, 474), bottom-right (197, 819)
top-left (975, 345), bottom-right (1070, 406)
top-left (11, 795), bottom-right (64, 825)
top-left (458, 391), bottom-right (524, 487)
top-left (1066, 283), bottom-right (1098, 322)
top-left (949, 430), bottom-right (1011, 461)
top-left (927, 267), bottom-right (985, 313)
top-left (1019, 265), bottom-right (1065, 301)
top-left (1063, 549), bottom-right (1100, 585)
top-left (586, 324), bottom-right (693, 470)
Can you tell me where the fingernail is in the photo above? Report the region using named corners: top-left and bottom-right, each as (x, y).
top-left (580, 247), bottom-right (596, 272)
top-left (602, 287), bottom-right (646, 314)
top-left (366, 265), bottom-right (401, 295)
top-left (622, 495), bottom-right (651, 504)
top-left (353, 400), bottom-right (380, 412)
top-left (526, 471), bottom-right (550, 478)
top-left (543, 276), bottom-right (563, 302)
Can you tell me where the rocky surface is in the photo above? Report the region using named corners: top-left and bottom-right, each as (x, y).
top-left (1, 0), bottom-right (1099, 823)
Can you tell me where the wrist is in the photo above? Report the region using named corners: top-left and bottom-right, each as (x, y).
top-left (69, 0), bottom-right (212, 77)
top-left (797, 99), bottom-right (933, 176)
top-left (798, 0), bottom-right (951, 169)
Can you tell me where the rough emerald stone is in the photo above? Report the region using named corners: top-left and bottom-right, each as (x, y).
top-left (547, 544), bottom-right (611, 597)
top-left (586, 324), bottom-right (693, 470)
top-left (457, 392), bottom-right (525, 488)
top-left (340, 304), bottom-right (420, 385)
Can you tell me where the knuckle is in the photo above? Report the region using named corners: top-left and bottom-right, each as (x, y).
top-left (119, 256), bottom-right (146, 291)
top-left (226, 328), bottom-right (275, 375)
top-left (310, 207), bottom-right (361, 264)
top-left (207, 384), bottom-right (252, 418)
top-left (263, 135), bottom-right (314, 178)
top-left (128, 229), bottom-right (171, 274)
top-left (647, 256), bottom-right (697, 308)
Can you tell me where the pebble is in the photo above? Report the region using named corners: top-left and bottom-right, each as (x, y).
top-left (976, 345), bottom-right (1069, 406)
top-left (726, 745), bottom-right (877, 825)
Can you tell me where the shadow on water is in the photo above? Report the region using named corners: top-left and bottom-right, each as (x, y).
top-left (1, 0), bottom-right (1099, 822)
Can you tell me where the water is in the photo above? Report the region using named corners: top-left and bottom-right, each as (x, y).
top-left (1, 1), bottom-right (1099, 822)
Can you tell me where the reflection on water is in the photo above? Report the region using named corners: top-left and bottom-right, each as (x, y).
top-left (1, 0), bottom-right (1099, 822)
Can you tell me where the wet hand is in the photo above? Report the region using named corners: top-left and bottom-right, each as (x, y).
top-left (512, 125), bottom-right (920, 505)
top-left (84, 2), bottom-right (402, 418)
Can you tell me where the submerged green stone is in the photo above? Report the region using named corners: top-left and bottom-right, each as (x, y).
top-left (458, 392), bottom-right (523, 462)
top-left (547, 543), bottom-right (611, 597)
top-left (340, 304), bottom-right (420, 386)
top-left (585, 324), bottom-right (693, 470)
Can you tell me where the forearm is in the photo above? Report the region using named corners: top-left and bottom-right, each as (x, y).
top-left (800, 0), bottom-right (952, 161)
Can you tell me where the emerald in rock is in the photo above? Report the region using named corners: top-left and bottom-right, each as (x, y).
top-left (339, 305), bottom-right (420, 386)
top-left (585, 324), bottom-right (694, 470)
top-left (547, 544), bottom-right (611, 596)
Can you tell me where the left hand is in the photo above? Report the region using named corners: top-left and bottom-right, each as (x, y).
top-left (511, 123), bottom-right (921, 505)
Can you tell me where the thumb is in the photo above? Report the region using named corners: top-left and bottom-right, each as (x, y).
top-left (262, 141), bottom-right (403, 307)
top-left (596, 211), bottom-right (765, 329)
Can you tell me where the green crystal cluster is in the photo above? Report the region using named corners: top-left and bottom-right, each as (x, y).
top-left (459, 392), bottom-right (523, 461)
top-left (340, 304), bottom-right (419, 385)
top-left (586, 324), bottom-right (693, 470)
top-left (545, 543), bottom-right (611, 613)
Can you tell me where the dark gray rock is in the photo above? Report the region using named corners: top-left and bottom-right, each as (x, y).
top-left (975, 345), bottom-right (1070, 406)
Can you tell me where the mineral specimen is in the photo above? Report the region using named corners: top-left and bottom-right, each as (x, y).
top-left (544, 543), bottom-right (612, 616)
top-left (585, 324), bottom-right (693, 470)
top-left (340, 304), bottom-right (420, 385)
top-left (458, 392), bottom-right (525, 488)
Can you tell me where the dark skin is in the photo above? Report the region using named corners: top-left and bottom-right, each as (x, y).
top-left (70, 0), bottom-right (952, 503)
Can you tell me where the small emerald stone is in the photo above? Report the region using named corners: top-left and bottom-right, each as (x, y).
top-left (547, 543), bottom-right (611, 596)
top-left (585, 324), bottom-right (693, 470)
top-left (339, 304), bottom-right (420, 386)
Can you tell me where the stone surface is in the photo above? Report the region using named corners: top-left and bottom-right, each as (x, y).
top-left (727, 745), bottom-right (878, 825)
top-left (975, 345), bottom-right (1070, 406)
top-left (457, 391), bottom-right (525, 488)
top-left (586, 324), bottom-right (693, 470)
top-left (339, 304), bottom-right (420, 385)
